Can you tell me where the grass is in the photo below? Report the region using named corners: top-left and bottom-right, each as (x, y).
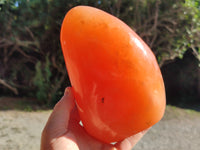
top-left (163, 105), bottom-right (200, 121)
top-left (1, 96), bottom-right (200, 116)
top-left (0, 97), bottom-right (49, 111)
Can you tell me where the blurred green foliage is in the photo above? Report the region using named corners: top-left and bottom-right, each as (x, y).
top-left (161, 50), bottom-right (200, 110)
top-left (33, 55), bottom-right (51, 103)
top-left (0, 0), bottom-right (199, 105)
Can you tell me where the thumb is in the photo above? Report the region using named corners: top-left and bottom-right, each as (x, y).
top-left (52, 87), bottom-right (75, 123)
top-left (44, 87), bottom-right (75, 137)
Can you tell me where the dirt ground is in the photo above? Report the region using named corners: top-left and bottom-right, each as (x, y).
top-left (0, 98), bottom-right (200, 150)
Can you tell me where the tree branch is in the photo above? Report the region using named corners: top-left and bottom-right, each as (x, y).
top-left (0, 79), bottom-right (18, 95)
top-left (191, 45), bottom-right (200, 61)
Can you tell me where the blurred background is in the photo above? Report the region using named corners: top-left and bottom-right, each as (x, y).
top-left (0, 0), bottom-right (200, 107)
top-left (0, 0), bottom-right (200, 150)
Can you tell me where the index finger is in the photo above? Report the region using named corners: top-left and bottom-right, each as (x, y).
top-left (114, 129), bottom-right (149, 150)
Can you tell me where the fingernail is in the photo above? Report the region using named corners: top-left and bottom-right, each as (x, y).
top-left (64, 87), bottom-right (70, 95)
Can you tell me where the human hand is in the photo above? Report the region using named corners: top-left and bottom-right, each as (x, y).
top-left (41, 87), bottom-right (148, 150)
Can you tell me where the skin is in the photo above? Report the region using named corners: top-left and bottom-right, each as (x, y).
top-left (41, 87), bottom-right (148, 150)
